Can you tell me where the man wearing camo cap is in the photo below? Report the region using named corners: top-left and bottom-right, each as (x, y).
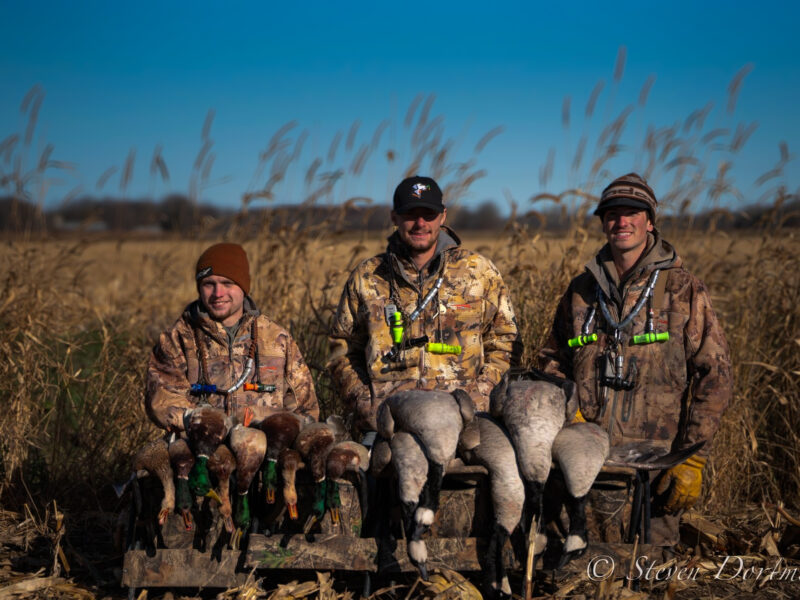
top-left (538, 172), bottom-right (732, 545)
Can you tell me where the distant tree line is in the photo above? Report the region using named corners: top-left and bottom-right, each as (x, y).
top-left (1, 194), bottom-right (798, 235)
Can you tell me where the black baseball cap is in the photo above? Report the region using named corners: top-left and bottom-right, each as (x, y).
top-left (393, 176), bottom-right (444, 214)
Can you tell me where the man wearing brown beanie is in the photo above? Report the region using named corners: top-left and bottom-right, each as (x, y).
top-left (538, 173), bottom-right (731, 548)
top-left (145, 242), bottom-right (319, 430)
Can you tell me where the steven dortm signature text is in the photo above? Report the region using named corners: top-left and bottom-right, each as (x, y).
top-left (587, 555), bottom-right (800, 583)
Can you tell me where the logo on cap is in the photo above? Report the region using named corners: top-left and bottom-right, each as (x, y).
top-left (411, 183), bottom-right (430, 199)
top-left (196, 266), bottom-right (213, 280)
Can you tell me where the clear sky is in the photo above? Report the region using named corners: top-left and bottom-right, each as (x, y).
top-left (1, 0), bottom-right (798, 213)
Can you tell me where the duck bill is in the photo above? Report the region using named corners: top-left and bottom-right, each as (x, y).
top-left (287, 502), bottom-right (299, 521)
top-left (266, 487), bottom-right (276, 504)
top-left (329, 507), bottom-right (340, 525)
top-left (303, 514), bottom-right (318, 534)
top-left (205, 489), bottom-right (224, 505)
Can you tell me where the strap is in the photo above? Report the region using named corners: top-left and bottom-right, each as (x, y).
top-left (652, 267), bottom-right (669, 312)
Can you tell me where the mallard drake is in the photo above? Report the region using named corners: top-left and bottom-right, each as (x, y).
top-left (184, 406), bottom-right (233, 497)
top-left (168, 436), bottom-right (196, 531)
top-left (207, 443), bottom-right (236, 533)
top-left (228, 424), bottom-right (267, 532)
top-left (279, 448), bottom-right (304, 521)
top-left (258, 411), bottom-right (306, 505)
top-left (294, 422), bottom-right (336, 532)
top-left (325, 440), bottom-right (370, 525)
top-left (123, 438), bottom-right (175, 527)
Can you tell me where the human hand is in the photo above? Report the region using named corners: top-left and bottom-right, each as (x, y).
top-left (655, 455), bottom-right (706, 513)
top-left (166, 406), bottom-right (187, 431)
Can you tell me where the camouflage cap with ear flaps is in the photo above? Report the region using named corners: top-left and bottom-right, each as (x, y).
top-left (595, 173), bottom-right (657, 223)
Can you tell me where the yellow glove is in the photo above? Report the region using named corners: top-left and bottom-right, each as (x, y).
top-left (571, 408), bottom-right (586, 423)
top-left (655, 455), bottom-right (706, 513)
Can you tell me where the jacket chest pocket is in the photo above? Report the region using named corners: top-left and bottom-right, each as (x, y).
top-left (258, 356), bottom-right (286, 386)
top-left (429, 299), bottom-right (483, 372)
top-left (436, 298), bottom-right (481, 338)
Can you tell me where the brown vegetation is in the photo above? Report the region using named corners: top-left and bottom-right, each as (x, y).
top-left (1, 64), bottom-right (799, 597)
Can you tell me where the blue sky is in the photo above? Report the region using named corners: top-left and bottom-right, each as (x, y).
top-left (1, 0), bottom-right (798, 213)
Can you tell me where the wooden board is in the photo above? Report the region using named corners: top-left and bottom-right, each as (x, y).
top-left (121, 548), bottom-right (248, 588)
top-left (244, 534), bottom-right (510, 572)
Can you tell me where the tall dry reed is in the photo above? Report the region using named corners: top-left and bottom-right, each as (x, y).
top-left (1, 60), bottom-right (798, 523)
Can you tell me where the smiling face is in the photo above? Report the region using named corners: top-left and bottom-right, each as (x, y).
top-left (198, 274), bottom-right (245, 326)
top-left (391, 207), bottom-right (447, 267)
top-left (601, 206), bottom-right (654, 262)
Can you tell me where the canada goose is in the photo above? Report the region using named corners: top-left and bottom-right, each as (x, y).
top-left (376, 388), bottom-right (475, 580)
top-left (551, 422), bottom-right (609, 567)
top-left (207, 443), bottom-right (236, 534)
top-left (185, 406), bottom-right (233, 497)
top-left (228, 424), bottom-right (267, 532)
top-left (461, 413), bottom-right (524, 599)
top-left (325, 440), bottom-right (370, 525)
top-left (168, 437), bottom-right (196, 531)
top-left (490, 373), bottom-right (571, 559)
top-left (294, 422), bottom-right (337, 531)
top-left (258, 411), bottom-right (306, 504)
top-left (377, 389), bottom-right (475, 520)
top-left (390, 430), bottom-right (432, 580)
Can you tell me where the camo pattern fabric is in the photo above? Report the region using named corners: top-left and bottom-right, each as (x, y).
top-left (329, 227), bottom-right (520, 433)
top-left (146, 297), bottom-right (319, 428)
top-left (538, 232), bottom-right (732, 458)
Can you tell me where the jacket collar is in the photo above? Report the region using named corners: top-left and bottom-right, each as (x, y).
top-left (184, 295), bottom-right (260, 345)
top-left (385, 226), bottom-right (461, 289)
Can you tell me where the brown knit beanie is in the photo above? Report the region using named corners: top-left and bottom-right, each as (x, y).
top-left (594, 173), bottom-right (658, 223)
top-left (195, 243), bottom-right (250, 294)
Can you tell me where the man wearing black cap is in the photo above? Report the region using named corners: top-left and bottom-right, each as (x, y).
top-left (538, 173), bottom-right (732, 545)
top-left (329, 176), bottom-right (520, 438)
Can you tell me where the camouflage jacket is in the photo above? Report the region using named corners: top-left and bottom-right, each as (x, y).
top-left (538, 232), bottom-right (731, 457)
top-left (146, 297), bottom-right (319, 428)
top-left (329, 227), bottom-right (520, 432)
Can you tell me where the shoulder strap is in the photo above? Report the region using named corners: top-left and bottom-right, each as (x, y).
top-left (653, 268), bottom-right (669, 311)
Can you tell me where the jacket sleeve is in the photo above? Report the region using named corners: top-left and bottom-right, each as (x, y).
top-left (469, 262), bottom-right (522, 410)
top-left (681, 278), bottom-right (733, 457)
top-left (145, 326), bottom-right (194, 429)
top-left (537, 286), bottom-right (575, 380)
top-left (328, 271), bottom-right (373, 419)
top-left (284, 334), bottom-right (320, 421)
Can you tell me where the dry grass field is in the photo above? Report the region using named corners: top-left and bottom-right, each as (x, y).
top-left (1, 67), bottom-right (798, 596)
top-left (0, 219), bottom-right (798, 598)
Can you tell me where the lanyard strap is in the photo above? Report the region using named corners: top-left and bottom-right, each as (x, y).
top-left (597, 269), bottom-right (661, 333)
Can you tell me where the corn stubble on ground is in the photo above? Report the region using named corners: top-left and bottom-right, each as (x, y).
top-left (0, 224), bottom-right (797, 599)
